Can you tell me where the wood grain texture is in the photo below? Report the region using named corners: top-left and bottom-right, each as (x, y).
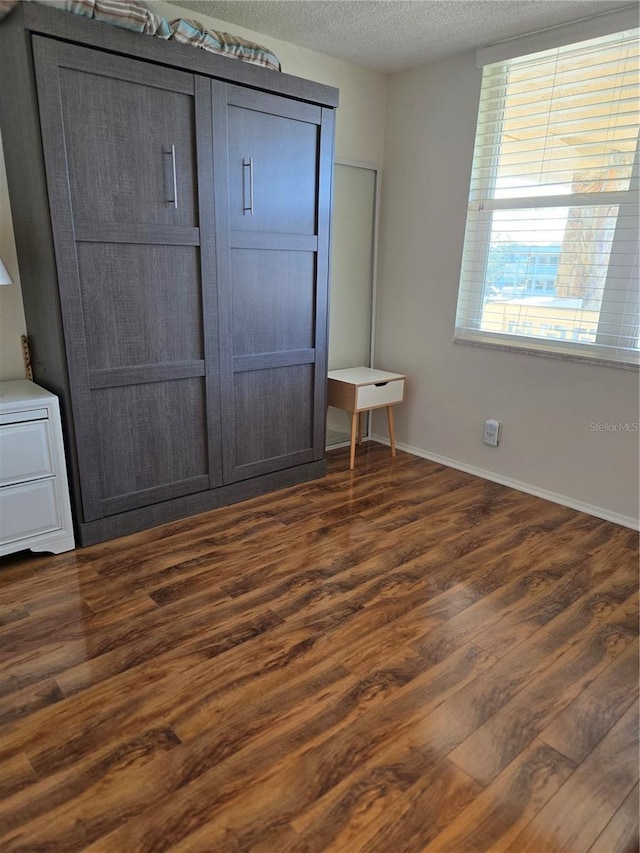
top-left (0, 444), bottom-right (637, 852)
top-left (505, 699), bottom-right (639, 852)
top-left (449, 595), bottom-right (638, 786)
top-left (540, 636), bottom-right (639, 764)
top-left (590, 782), bottom-right (639, 853)
top-left (421, 740), bottom-right (576, 853)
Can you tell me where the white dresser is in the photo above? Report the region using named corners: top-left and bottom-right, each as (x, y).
top-left (0, 380), bottom-right (75, 555)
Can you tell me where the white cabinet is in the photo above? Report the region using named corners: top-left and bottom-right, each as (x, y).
top-left (0, 380), bottom-right (75, 555)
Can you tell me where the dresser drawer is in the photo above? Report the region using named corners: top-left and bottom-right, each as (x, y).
top-left (356, 378), bottom-right (404, 411)
top-left (0, 478), bottom-right (61, 545)
top-left (0, 420), bottom-right (54, 486)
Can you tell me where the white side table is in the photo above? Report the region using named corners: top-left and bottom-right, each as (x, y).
top-left (327, 367), bottom-right (406, 469)
top-left (0, 380), bottom-right (75, 555)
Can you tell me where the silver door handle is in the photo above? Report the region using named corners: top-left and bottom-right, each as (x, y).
top-left (167, 145), bottom-right (178, 209)
top-left (243, 157), bottom-right (254, 215)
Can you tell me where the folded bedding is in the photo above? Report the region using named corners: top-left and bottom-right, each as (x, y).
top-left (169, 17), bottom-right (281, 71)
top-left (0, 0), bottom-right (281, 71)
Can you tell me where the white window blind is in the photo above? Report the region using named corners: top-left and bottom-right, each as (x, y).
top-left (455, 25), bottom-right (640, 368)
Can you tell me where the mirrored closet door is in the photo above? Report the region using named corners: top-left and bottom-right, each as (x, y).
top-left (327, 162), bottom-right (378, 447)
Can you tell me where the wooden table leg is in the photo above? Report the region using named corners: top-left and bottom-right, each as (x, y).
top-left (387, 406), bottom-right (397, 457)
top-left (350, 410), bottom-right (358, 470)
top-left (357, 411), bottom-right (362, 445)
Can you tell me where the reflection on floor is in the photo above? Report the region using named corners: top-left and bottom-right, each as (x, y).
top-left (326, 428), bottom-right (351, 447)
top-left (326, 411), bottom-right (370, 449)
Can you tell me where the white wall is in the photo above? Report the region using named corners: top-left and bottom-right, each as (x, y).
top-left (374, 51), bottom-right (639, 526)
top-left (0, 0), bottom-right (387, 381)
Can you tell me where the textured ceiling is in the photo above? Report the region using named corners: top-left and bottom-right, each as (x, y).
top-left (169, 0), bottom-right (631, 72)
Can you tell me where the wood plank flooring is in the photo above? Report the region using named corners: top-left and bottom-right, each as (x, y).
top-left (0, 443), bottom-right (637, 852)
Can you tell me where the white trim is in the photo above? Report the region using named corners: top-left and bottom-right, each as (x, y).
top-left (335, 158), bottom-right (382, 172)
top-left (453, 333), bottom-right (640, 371)
top-left (476, 5), bottom-right (638, 67)
top-left (325, 436), bottom-right (373, 452)
top-left (325, 438), bottom-right (351, 451)
top-left (370, 435), bottom-right (640, 531)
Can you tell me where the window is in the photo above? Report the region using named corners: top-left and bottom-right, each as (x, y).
top-left (455, 22), bottom-right (639, 367)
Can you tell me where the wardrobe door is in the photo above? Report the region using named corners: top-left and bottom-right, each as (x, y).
top-left (32, 37), bottom-right (222, 522)
top-left (213, 84), bottom-right (334, 483)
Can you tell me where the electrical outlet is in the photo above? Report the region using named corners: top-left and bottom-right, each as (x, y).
top-left (484, 418), bottom-right (500, 447)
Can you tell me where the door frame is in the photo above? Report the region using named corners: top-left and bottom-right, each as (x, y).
top-left (327, 159), bottom-right (382, 446)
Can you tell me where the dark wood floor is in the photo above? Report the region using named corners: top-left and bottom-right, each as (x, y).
top-left (0, 443), bottom-right (638, 852)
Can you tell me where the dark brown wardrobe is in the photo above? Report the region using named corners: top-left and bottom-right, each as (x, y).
top-left (0, 4), bottom-right (337, 545)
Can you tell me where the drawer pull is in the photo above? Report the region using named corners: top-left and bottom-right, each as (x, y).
top-left (374, 381), bottom-right (388, 387)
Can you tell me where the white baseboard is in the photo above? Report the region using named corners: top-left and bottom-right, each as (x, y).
top-left (325, 436), bottom-right (373, 451)
top-left (326, 439), bottom-right (351, 450)
top-left (371, 434), bottom-right (639, 531)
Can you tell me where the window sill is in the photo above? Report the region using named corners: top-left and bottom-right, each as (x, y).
top-left (454, 333), bottom-right (640, 371)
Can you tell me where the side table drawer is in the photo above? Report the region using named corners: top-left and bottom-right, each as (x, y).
top-left (0, 478), bottom-right (61, 544)
top-left (0, 420), bottom-right (54, 486)
top-left (356, 378), bottom-right (404, 411)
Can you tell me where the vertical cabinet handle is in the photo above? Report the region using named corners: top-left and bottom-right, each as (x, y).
top-left (243, 157), bottom-right (254, 215)
top-left (166, 145), bottom-right (178, 209)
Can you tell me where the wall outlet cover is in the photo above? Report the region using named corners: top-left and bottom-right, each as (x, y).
top-left (484, 418), bottom-right (500, 446)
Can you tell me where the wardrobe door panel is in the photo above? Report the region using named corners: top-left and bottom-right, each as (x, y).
top-left (76, 244), bottom-right (203, 371)
top-left (57, 66), bottom-right (198, 228)
top-left (93, 379), bottom-right (209, 514)
top-left (215, 84), bottom-right (334, 483)
top-left (228, 107), bottom-right (318, 235)
top-left (231, 249), bottom-right (315, 355)
top-left (33, 38), bottom-right (222, 522)
top-left (233, 366), bottom-right (314, 468)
